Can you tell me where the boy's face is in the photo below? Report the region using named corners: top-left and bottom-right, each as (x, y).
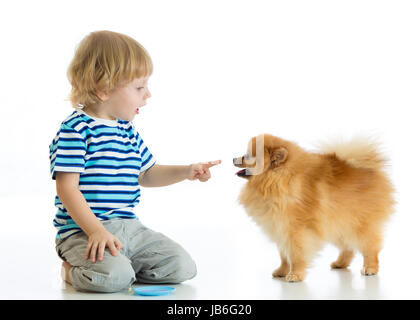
top-left (104, 76), bottom-right (151, 121)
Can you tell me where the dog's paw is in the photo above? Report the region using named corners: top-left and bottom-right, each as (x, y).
top-left (272, 266), bottom-right (288, 278)
top-left (285, 272), bottom-right (305, 282)
top-left (361, 266), bottom-right (378, 276)
top-left (331, 261), bottom-right (349, 269)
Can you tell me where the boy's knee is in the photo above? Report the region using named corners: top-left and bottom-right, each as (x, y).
top-left (143, 253), bottom-right (197, 284)
top-left (172, 255), bottom-right (197, 283)
top-left (71, 254), bottom-right (135, 293)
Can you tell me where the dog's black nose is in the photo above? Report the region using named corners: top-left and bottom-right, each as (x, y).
top-left (233, 157), bottom-right (243, 165)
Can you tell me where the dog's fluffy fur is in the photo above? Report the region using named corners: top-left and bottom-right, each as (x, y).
top-left (233, 134), bottom-right (395, 282)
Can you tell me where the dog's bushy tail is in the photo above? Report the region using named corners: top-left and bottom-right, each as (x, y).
top-left (318, 136), bottom-right (387, 170)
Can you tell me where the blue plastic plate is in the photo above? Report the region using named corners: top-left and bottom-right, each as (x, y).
top-left (132, 286), bottom-right (175, 296)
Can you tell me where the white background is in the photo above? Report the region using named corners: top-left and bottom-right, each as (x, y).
top-left (1, 0), bottom-right (419, 299)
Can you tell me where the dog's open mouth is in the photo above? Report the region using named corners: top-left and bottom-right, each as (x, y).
top-left (236, 169), bottom-right (247, 177)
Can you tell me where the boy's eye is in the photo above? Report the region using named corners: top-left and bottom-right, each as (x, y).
top-left (137, 87), bottom-right (144, 90)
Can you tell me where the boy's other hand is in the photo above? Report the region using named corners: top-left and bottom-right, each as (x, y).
top-left (85, 228), bottom-right (123, 263)
top-left (187, 160), bottom-right (222, 182)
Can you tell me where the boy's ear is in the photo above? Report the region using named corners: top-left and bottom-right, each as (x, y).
top-left (95, 89), bottom-right (110, 102)
top-left (270, 147), bottom-right (288, 167)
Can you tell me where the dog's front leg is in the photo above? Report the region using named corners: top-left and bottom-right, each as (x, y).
top-left (272, 247), bottom-right (290, 278)
top-left (285, 241), bottom-right (308, 282)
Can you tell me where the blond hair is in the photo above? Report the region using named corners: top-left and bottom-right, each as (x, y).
top-left (66, 30), bottom-right (153, 107)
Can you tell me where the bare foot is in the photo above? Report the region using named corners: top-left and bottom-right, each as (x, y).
top-left (61, 261), bottom-right (72, 285)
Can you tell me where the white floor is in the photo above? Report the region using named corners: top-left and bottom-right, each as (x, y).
top-left (1, 192), bottom-right (419, 300)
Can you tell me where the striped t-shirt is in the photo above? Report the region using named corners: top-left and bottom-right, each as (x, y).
top-left (49, 109), bottom-right (156, 240)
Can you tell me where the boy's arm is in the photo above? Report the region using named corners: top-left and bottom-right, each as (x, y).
top-left (138, 160), bottom-right (221, 187)
top-left (56, 172), bottom-right (106, 235)
top-left (55, 172), bottom-right (122, 262)
top-left (138, 164), bottom-right (189, 188)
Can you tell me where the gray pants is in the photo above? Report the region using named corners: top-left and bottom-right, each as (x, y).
top-left (55, 218), bottom-right (197, 293)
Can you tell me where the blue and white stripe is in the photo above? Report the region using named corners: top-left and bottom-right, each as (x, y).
top-left (49, 109), bottom-right (156, 239)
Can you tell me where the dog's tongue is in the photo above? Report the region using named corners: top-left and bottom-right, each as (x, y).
top-left (236, 169), bottom-right (246, 176)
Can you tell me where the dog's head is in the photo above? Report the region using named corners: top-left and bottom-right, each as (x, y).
top-left (233, 134), bottom-right (290, 179)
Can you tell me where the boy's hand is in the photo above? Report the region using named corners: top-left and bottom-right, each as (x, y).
top-left (85, 228), bottom-right (123, 263)
top-left (187, 160), bottom-right (222, 182)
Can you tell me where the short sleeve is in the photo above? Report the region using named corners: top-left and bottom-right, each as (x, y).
top-left (135, 131), bottom-right (157, 174)
top-left (49, 123), bottom-right (87, 180)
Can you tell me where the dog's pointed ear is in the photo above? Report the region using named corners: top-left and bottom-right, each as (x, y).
top-left (270, 147), bottom-right (288, 167)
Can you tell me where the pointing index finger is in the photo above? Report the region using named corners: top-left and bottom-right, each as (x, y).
top-left (204, 160), bottom-right (222, 168)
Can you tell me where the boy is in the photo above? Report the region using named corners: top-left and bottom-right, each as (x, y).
top-left (49, 30), bottom-right (221, 293)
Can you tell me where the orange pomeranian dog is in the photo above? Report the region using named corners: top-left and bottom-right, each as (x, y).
top-left (233, 134), bottom-right (395, 282)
